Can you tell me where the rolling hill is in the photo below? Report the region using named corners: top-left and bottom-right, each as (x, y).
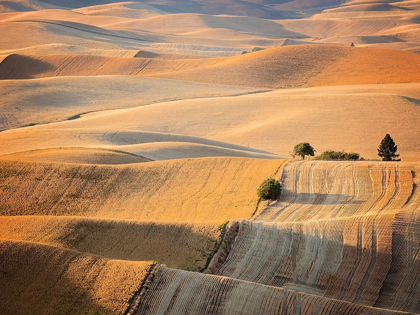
top-left (131, 161), bottom-right (420, 314)
top-left (2, 0), bottom-right (420, 314)
top-left (0, 157), bottom-right (284, 221)
top-left (0, 216), bottom-right (222, 271)
top-left (0, 75), bottom-right (259, 130)
top-left (0, 83), bottom-right (418, 160)
top-left (1, 46), bottom-right (419, 89)
top-left (0, 240), bottom-right (151, 315)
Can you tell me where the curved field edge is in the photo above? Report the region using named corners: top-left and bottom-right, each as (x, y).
top-left (0, 147), bottom-right (153, 165)
top-left (1, 46), bottom-right (419, 88)
top-left (128, 265), bottom-right (415, 315)
top-left (0, 157), bottom-right (284, 222)
top-left (206, 214), bottom-right (420, 313)
top-left (0, 216), bottom-right (224, 271)
top-left (0, 240), bottom-right (152, 315)
top-left (203, 161), bottom-right (420, 313)
top-left (0, 75), bottom-right (261, 131)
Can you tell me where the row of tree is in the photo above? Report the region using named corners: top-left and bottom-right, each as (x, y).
top-left (258, 134), bottom-right (401, 201)
top-left (258, 134), bottom-right (400, 201)
top-left (292, 134), bottom-right (400, 161)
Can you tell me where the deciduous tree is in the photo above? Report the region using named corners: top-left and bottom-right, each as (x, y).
top-left (293, 143), bottom-right (315, 160)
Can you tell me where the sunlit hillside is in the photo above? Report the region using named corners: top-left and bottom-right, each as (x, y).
top-left (1, 0), bottom-right (420, 314)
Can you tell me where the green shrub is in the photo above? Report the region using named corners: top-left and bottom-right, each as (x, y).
top-left (241, 47), bottom-right (264, 55)
top-left (346, 152), bottom-right (360, 160)
top-left (257, 178), bottom-right (282, 200)
top-left (315, 150), bottom-right (361, 161)
top-left (251, 47), bottom-right (264, 52)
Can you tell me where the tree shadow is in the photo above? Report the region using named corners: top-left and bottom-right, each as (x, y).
top-left (279, 190), bottom-right (363, 205)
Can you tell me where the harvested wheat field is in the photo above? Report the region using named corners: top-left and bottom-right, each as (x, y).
top-left (131, 266), bottom-right (414, 315)
top-left (1, 0), bottom-right (420, 314)
top-left (0, 157), bottom-right (283, 221)
top-left (205, 162), bottom-right (420, 313)
top-left (0, 76), bottom-right (259, 130)
top-left (0, 240), bottom-right (152, 315)
top-left (1, 46), bottom-right (419, 88)
top-left (0, 216), bottom-right (222, 271)
top-left (0, 83), bottom-right (418, 160)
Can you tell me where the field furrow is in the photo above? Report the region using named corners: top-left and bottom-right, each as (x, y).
top-left (202, 162), bottom-right (420, 313)
top-left (0, 240), bottom-right (151, 315)
top-left (2, 1), bottom-right (420, 313)
top-left (0, 157), bottom-right (283, 222)
top-left (256, 161), bottom-right (418, 222)
top-left (132, 266), bottom-right (414, 315)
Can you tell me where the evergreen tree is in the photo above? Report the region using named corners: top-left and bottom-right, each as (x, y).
top-left (378, 134), bottom-right (400, 161)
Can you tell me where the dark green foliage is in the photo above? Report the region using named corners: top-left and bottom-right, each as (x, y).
top-left (242, 47), bottom-right (264, 55)
top-left (251, 47), bottom-right (264, 52)
top-left (346, 152), bottom-right (360, 160)
top-left (293, 142), bottom-right (315, 160)
top-left (257, 178), bottom-right (282, 200)
top-left (351, 42), bottom-right (355, 47)
top-left (378, 134), bottom-right (400, 161)
top-left (315, 150), bottom-right (361, 161)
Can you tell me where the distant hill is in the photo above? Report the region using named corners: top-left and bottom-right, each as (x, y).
top-left (1, 0), bottom-right (347, 18)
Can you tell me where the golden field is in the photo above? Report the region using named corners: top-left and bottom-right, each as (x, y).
top-left (0, 217), bottom-right (222, 271)
top-left (0, 157), bottom-right (283, 221)
top-left (1, 0), bottom-right (420, 314)
top-left (0, 240), bottom-right (151, 315)
top-left (1, 46), bottom-right (419, 87)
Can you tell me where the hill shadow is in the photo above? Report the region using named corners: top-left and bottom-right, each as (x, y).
top-left (0, 241), bottom-right (112, 315)
top-left (0, 54), bottom-right (56, 80)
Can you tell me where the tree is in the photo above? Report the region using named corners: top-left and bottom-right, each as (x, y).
top-left (351, 42), bottom-right (355, 47)
top-left (378, 134), bottom-right (400, 161)
top-left (257, 178), bottom-right (282, 200)
top-left (293, 143), bottom-right (315, 160)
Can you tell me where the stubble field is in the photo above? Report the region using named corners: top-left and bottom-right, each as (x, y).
top-left (1, 0), bottom-right (420, 314)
